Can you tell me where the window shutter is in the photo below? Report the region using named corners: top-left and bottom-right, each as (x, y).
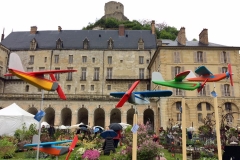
top-left (226, 52), bottom-right (231, 63)
top-left (177, 52), bottom-right (181, 63)
top-left (181, 66), bottom-right (185, 72)
top-left (171, 66), bottom-right (175, 79)
top-left (231, 86), bottom-right (235, 97)
top-left (194, 52), bottom-right (197, 63)
top-left (173, 52), bottom-right (176, 63)
top-left (218, 67), bottom-right (222, 73)
top-left (203, 52), bottom-right (207, 63)
top-left (220, 52), bottom-right (224, 63)
top-left (173, 88), bottom-right (176, 96)
top-left (221, 84), bottom-right (224, 97)
top-left (182, 90), bottom-right (185, 96)
top-left (206, 84), bottom-right (210, 96)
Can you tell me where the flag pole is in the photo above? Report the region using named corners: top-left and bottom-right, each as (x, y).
top-left (181, 97), bottom-right (186, 160)
top-left (132, 105), bottom-right (138, 160)
top-left (36, 89), bottom-right (44, 160)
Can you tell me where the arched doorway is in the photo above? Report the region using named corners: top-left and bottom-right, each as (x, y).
top-left (127, 108), bottom-right (135, 125)
top-left (28, 107), bottom-right (38, 115)
top-left (78, 108), bottom-right (88, 125)
top-left (61, 108), bottom-right (72, 126)
top-left (110, 108), bottom-right (121, 123)
top-left (94, 108), bottom-right (105, 127)
top-left (44, 107), bottom-right (55, 125)
top-left (144, 109), bottom-right (154, 130)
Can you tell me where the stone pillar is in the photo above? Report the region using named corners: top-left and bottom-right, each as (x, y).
top-left (89, 112), bottom-right (94, 128)
top-left (138, 113), bottom-right (143, 124)
top-left (71, 113), bottom-right (77, 126)
top-left (121, 111), bottom-right (127, 123)
top-left (105, 112), bottom-right (110, 129)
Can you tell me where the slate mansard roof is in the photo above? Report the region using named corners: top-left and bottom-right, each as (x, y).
top-left (1, 30), bottom-right (157, 50)
top-left (161, 39), bottom-right (228, 47)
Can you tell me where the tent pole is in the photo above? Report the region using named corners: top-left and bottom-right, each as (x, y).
top-left (36, 89), bottom-right (44, 160)
top-left (132, 105), bottom-right (137, 160)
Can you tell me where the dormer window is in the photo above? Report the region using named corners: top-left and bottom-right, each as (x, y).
top-left (108, 38), bottom-right (114, 49)
top-left (30, 38), bottom-right (37, 50)
top-left (83, 38), bottom-right (89, 49)
top-left (138, 38), bottom-right (144, 50)
top-left (56, 38), bottom-right (63, 49)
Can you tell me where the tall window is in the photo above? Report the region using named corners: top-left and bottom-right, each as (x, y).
top-left (175, 66), bottom-right (181, 76)
top-left (139, 56), bottom-right (144, 64)
top-left (44, 57), bottom-right (47, 62)
top-left (223, 84), bottom-right (230, 96)
top-left (225, 102), bottom-right (232, 111)
top-left (107, 85), bottom-right (111, 90)
top-left (107, 68), bottom-right (112, 79)
top-left (56, 38), bottom-right (63, 49)
top-left (225, 103), bottom-right (233, 122)
top-left (81, 68), bottom-right (87, 81)
top-left (108, 56), bottom-right (112, 64)
top-left (222, 67), bottom-right (227, 73)
top-left (69, 55), bottom-right (73, 64)
top-left (54, 55), bottom-right (59, 63)
top-left (220, 51), bottom-right (230, 63)
top-left (175, 88), bottom-right (182, 96)
top-left (197, 51), bottom-right (203, 63)
top-left (82, 56), bottom-right (87, 63)
top-left (55, 67), bottom-right (60, 81)
top-left (223, 51), bottom-right (227, 63)
top-left (94, 68), bottom-right (99, 80)
top-left (177, 113), bottom-right (182, 121)
top-left (92, 58), bottom-right (95, 63)
top-left (139, 68), bottom-right (144, 79)
top-left (173, 52), bottom-right (181, 63)
top-left (206, 103), bottom-right (211, 111)
top-left (67, 67), bottom-right (73, 81)
top-left (199, 86), bottom-right (206, 96)
top-left (198, 113), bottom-right (203, 122)
top-left (29, 55), bottom-right (34, 64)
top-left (176, 102), bottom-right (181, 111)
top-left (30, 38), bottom-right (37, 50)
top-left (197, 103), bottom-right (202, 111)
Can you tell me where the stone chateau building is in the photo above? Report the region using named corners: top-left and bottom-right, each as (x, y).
top-left (0, 1), bottom-right (240, 132)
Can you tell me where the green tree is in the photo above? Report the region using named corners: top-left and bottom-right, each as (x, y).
top-left (82, 18), bottom-right (178, 40)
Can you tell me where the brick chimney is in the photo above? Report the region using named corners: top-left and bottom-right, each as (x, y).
top-left (58, 26), bottom-right (62, 32)
top-left (118, 24), bottom-right (125, 36)
top-left (199, 28), bottom-right (208, 44)
top-left (1, 28), bottom-right (4, 42)
top-left (177, 27), bottom-right (186, 45)
top-left (30, 26), bottom-right (37, 34)
top-left (151, 20), bottom-right (155, 34)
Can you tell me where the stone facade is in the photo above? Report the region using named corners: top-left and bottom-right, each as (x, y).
top-left (149, 42), bottom-right (240, 130)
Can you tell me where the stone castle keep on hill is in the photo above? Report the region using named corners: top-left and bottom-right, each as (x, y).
top-left (0, 1), bottom-right (240, 132)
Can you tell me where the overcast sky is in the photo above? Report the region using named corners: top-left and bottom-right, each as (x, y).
top-left (1, 0), bottom-right (240, 47)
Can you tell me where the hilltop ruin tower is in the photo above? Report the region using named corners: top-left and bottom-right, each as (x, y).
top-left (101, 1), bottom-right (129, 21)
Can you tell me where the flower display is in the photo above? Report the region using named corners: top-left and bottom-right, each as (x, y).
top-left (82, 149), bottom-right (100, 160)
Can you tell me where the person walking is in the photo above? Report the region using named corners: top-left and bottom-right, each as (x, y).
top-left (113, 130), bottom-right (122, 148)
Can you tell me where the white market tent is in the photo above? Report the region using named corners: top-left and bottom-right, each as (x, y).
top-left (0, 103), bottom-right (39, 136)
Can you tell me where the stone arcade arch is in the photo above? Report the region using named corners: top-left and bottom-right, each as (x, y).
top-left (110, 108), bottom-right (121, 123)
top-left (61, 108), bottom-right (72, 126)
top-left (127, 108), bottom-right (135, 125)
top-left (78, 108), bottom-right (88, 125)
top-left (222, 102), bottom-right (239, 127)
top-left (94, 108), bottom-right (105, 127)
top-left (144, 109), bottom-right (154, 130)
top-left (44, 107), bottom-right (55, 125)
top-left (27, 107), bottom-right (38, 115)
